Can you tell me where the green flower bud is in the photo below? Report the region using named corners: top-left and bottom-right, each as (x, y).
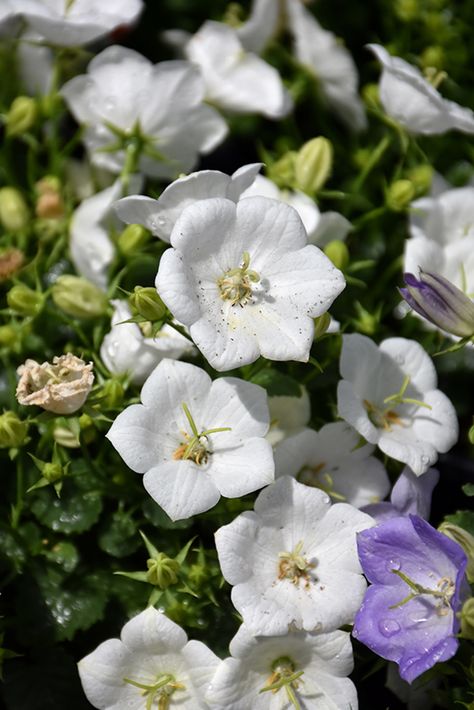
top-left (0, 325), bottom-right (17, 347)
top-left (407, 164), bottom-right (433, 195)
top-left (438, 522), bottom-right (474, 582)
top-left (353, 302), bottom-right (380, 336)
top-left (6, 96), bottom-right (38, 138)
top-left (386, 179), bottom-right (415, 211)
top-left (188, 562), bottom-right (207, 587)
top-left (146, 553), bottom-right (180, 589)
top-left (7, 284), bottom-right (44, 316)
top-left (420, 46), bottom-right (445, 70)
top-left (395, 0), bottom-right (418, 21)
top-left (313, 312), bottom-right (332, 340)
top-left (324, 240), bottom-right (349, 271)
top-left (52, 275), bottom-right (108, 319)
top-left (42, 462), bottom-right (64, 483)
top-left (266, 151), bottom-right (297, 189)
top-left (118, 224), bottom-right (150, 256)
top-left (97, 379), bottom-right (125, 409)
top-left (460, 597), bottom-right (474, 641)
top-left (53, 424), bottom-right (80, 448)
top-left (0, 188), bottom-right (29, 232)
top-left (130, 286), bottom-right (166, 322)
top-left (0, 411), bottom-right (28, 448)
top-left (294, 137), bottom-right (333, 195)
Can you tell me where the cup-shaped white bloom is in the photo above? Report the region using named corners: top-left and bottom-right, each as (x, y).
top-left (184, 20), bottom-right (292, 119)
top-left (114, 163), bottom-right (262, 243)
top-left (274, 422), bottom-right (390, 508)
top-left (337, 334), bottom-right (458, 475)
top-left (368, 44), bottom-right (474, 135)
top-left (70, 177), bottom-right (141, 290)
top-left (206, 623), bottom-right (357, 709)
top-left (100, 300), bottom-right (195, 386)
top-left (241, 174), bottom-right (352, 246)
top-left (215, 476), bottom-right (373, 636)
top-left (266, 386), bottom-right (311, 446)
top-left (78, 607), bottom-right (219, 709)
top-left (156, 196), bottom-right (345, 371)
top-left (405, 185), bottom-right (474, 332)
top-left (61, 46), bottom-right (228, 178)
top-left (235, 0), bottom-right (281, 53)
top-left (16, 0), bottom-right (143, 46)
top-left (107, 359), bottom-right (274, 520)
top-left (287, 0), bottom-right (366, 131)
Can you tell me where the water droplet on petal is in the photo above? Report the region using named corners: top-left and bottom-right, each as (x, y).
top-left (379, 619), bottom-right (401, 637)
top-left (421, 455), bottom-right (429, 465)
top-left (387, 558), bottom-right (401, 572)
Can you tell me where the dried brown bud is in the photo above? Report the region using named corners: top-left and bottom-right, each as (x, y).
top-left (0, 248), bottom-right (24, 282)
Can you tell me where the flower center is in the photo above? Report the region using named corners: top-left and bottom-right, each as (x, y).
top-left (278, 541), bottom-right (316, 588)
top-left (297, 463), bottom-right (346, 501)
top-left (364, 375), bottom-right (431, 431)
top-left (217, 251), bottom-right (260, 307)
top-left (123, 673), bottom-right (186, 710)
top-left (390, 569), bottom-right (456, 616)
top-left (172, 403), bottom-right (231, 466)
top-left (260, 656), bottom-right (304, 710)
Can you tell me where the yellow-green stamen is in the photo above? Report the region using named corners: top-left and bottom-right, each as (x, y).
top-left (217, 251), bottom-right (260, 307)
top-left (260, 656), bottom-right (304, 710)
top-left (123, 673), bottom-right (186, 710)
top-left (172, 403), bottom-right (231, 465)
top-left (278, 541), bottom-right (316, 588)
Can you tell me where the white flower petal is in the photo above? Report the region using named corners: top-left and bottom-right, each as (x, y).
top-left (143, 461), bottom-right (221, 520)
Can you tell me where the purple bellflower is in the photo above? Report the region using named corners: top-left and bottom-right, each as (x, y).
top-left (353, 515), bottom-right (468, 683)
top-left (400, 270), bottom-right (474, 338)
top-left (362, 466), bottom-right (439, 523)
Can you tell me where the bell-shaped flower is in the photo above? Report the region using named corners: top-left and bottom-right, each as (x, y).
top-left (362, 466), bottom-right (439, 523)
top-left (235, 0), bottom-right (281, 53)
top-left (215, 476), bottom-right (373, 636)
top-left (61, 46), bottom-right (228, 178)
top-left (15, 0), bottom-right (143, 46)
top-left (183, 20), bottom-right (292, 118)
top-left (274, 421), bottom-right (390, 509)
top-left (107, 359), bottom-right (274, 520)
top-left (337, 334), bottom-right (458, 475)
top-left (287, 0), bottom-right (366, 130)
top-left (400, 270), bottom-right (474, 339)
top-left (353, 515), bottom-right (468, 683)
top-left (78, 606), bottom-right (219, 709)
top-left (206, 623), bottom-right (357, 709)
top-left (241, 174), bottom-right (352, 246)
top-left (100, 300), bottom-right (195, 386)
top-left (114, 163), bottom-right (262, 243)
top-left (70, 177), bottom-right (141, 290)
top-left (156, 196), bottom-right (345, 371)
top-left (368, 44), bottom-right (474, 135)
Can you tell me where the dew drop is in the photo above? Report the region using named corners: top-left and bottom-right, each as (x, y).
top-left (421, 454), bottom-right (429, 464)
top-left (379, 619), bottom-right (401, 637)
top-left (387, 558), bottom-right (401, 572)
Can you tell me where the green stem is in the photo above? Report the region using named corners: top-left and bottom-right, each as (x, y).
top-left (353, 134), bottom-right (391, 192)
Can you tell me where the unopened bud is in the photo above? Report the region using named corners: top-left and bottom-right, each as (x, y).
top-left (438, 522), bottom-right (474, 582)
top-left (118, 224), bottom-right (150, 256)
top-left (97, 379), bottom-right (125, 409)
top-left (7, 284), bottom-right (44, 316)
top-left (130, 286), bottom-right (166, 322)
top-left (0, 248), bottom-right (24, 282)
top-left (0, 188), bottom-right (29, 232)
top-left (0, 325), bottom-right (17, 347)
top-left (35, 177), bottom-right (64, 219)
top-left (324, 240), bottom-right (349, 271)
top-left (6, 96), bottom-right (38, 138)
top-left (460, 597), bottom-right (474, 640)
top-left (267, 151), bottom-right (297, 189)
top-left (395, 0), bottom-right (418, 21)
top-left (53, 423), bottom-right (80, 448)
top-left (313, 312), bottom-right (332, 340)
top-left (386, 179), bottom-right (415, 211)
top-left (43, 462), bottom-right (64, 483)
top-left (294, 137), bottom-right (333, 195)
top-left (146, 553), bottom-right (180, 589)
top-left (52, 275), bottom-right (108, 319)
top-left (420, 46), bottom-right (444, 70)
top-left (407, 164), bottom-right (433, 195)
top-left (0, 411), bottom-right (28, 448)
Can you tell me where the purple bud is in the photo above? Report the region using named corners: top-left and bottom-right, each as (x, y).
top-left (400, 270), bottom-right (474, 338)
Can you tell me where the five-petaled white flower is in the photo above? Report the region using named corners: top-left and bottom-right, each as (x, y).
top-left (78, 607), bottom-right (219, 710)
top-left (107, 359), bottom-right (274, 520)
top-left (100, 300), bottom-right (195, 386)
top-left (114, 163), bottom-right (262, 243)
top-left (206, 623), bottom-right (357, 710)
top-left (15, 0), bottom-right (143, 46)
top-left (274, 421), bottom-right (390, 509)
top-left (368, 44), bottom-right (474, 135)
top-left (215, 476), bottom-right (373, 636)
top-left (337, 334), bottom-right (458, 475)
top-left (61, 46), bottom-right (228, 178)
top-left (155, 196), bottom-right (345, 371)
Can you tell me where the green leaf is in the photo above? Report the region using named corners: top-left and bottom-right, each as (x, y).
top-left (98, 512), bottom-right (140, 558)
top-left (445, 510), bottom-right (474, 536)
top-left (250, 369), bottom-right (301, 397)
top-left (31, 481), bottom-right (102, 534)
top-left (43, 541), bottom-right (79, 573)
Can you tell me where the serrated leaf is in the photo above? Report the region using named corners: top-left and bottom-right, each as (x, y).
top-left (250, 369), bottom-right (301, 397)
top-left (31, 482), bottom-right (102, 534)
top-left (43, 541), bottom-right (79, 573)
